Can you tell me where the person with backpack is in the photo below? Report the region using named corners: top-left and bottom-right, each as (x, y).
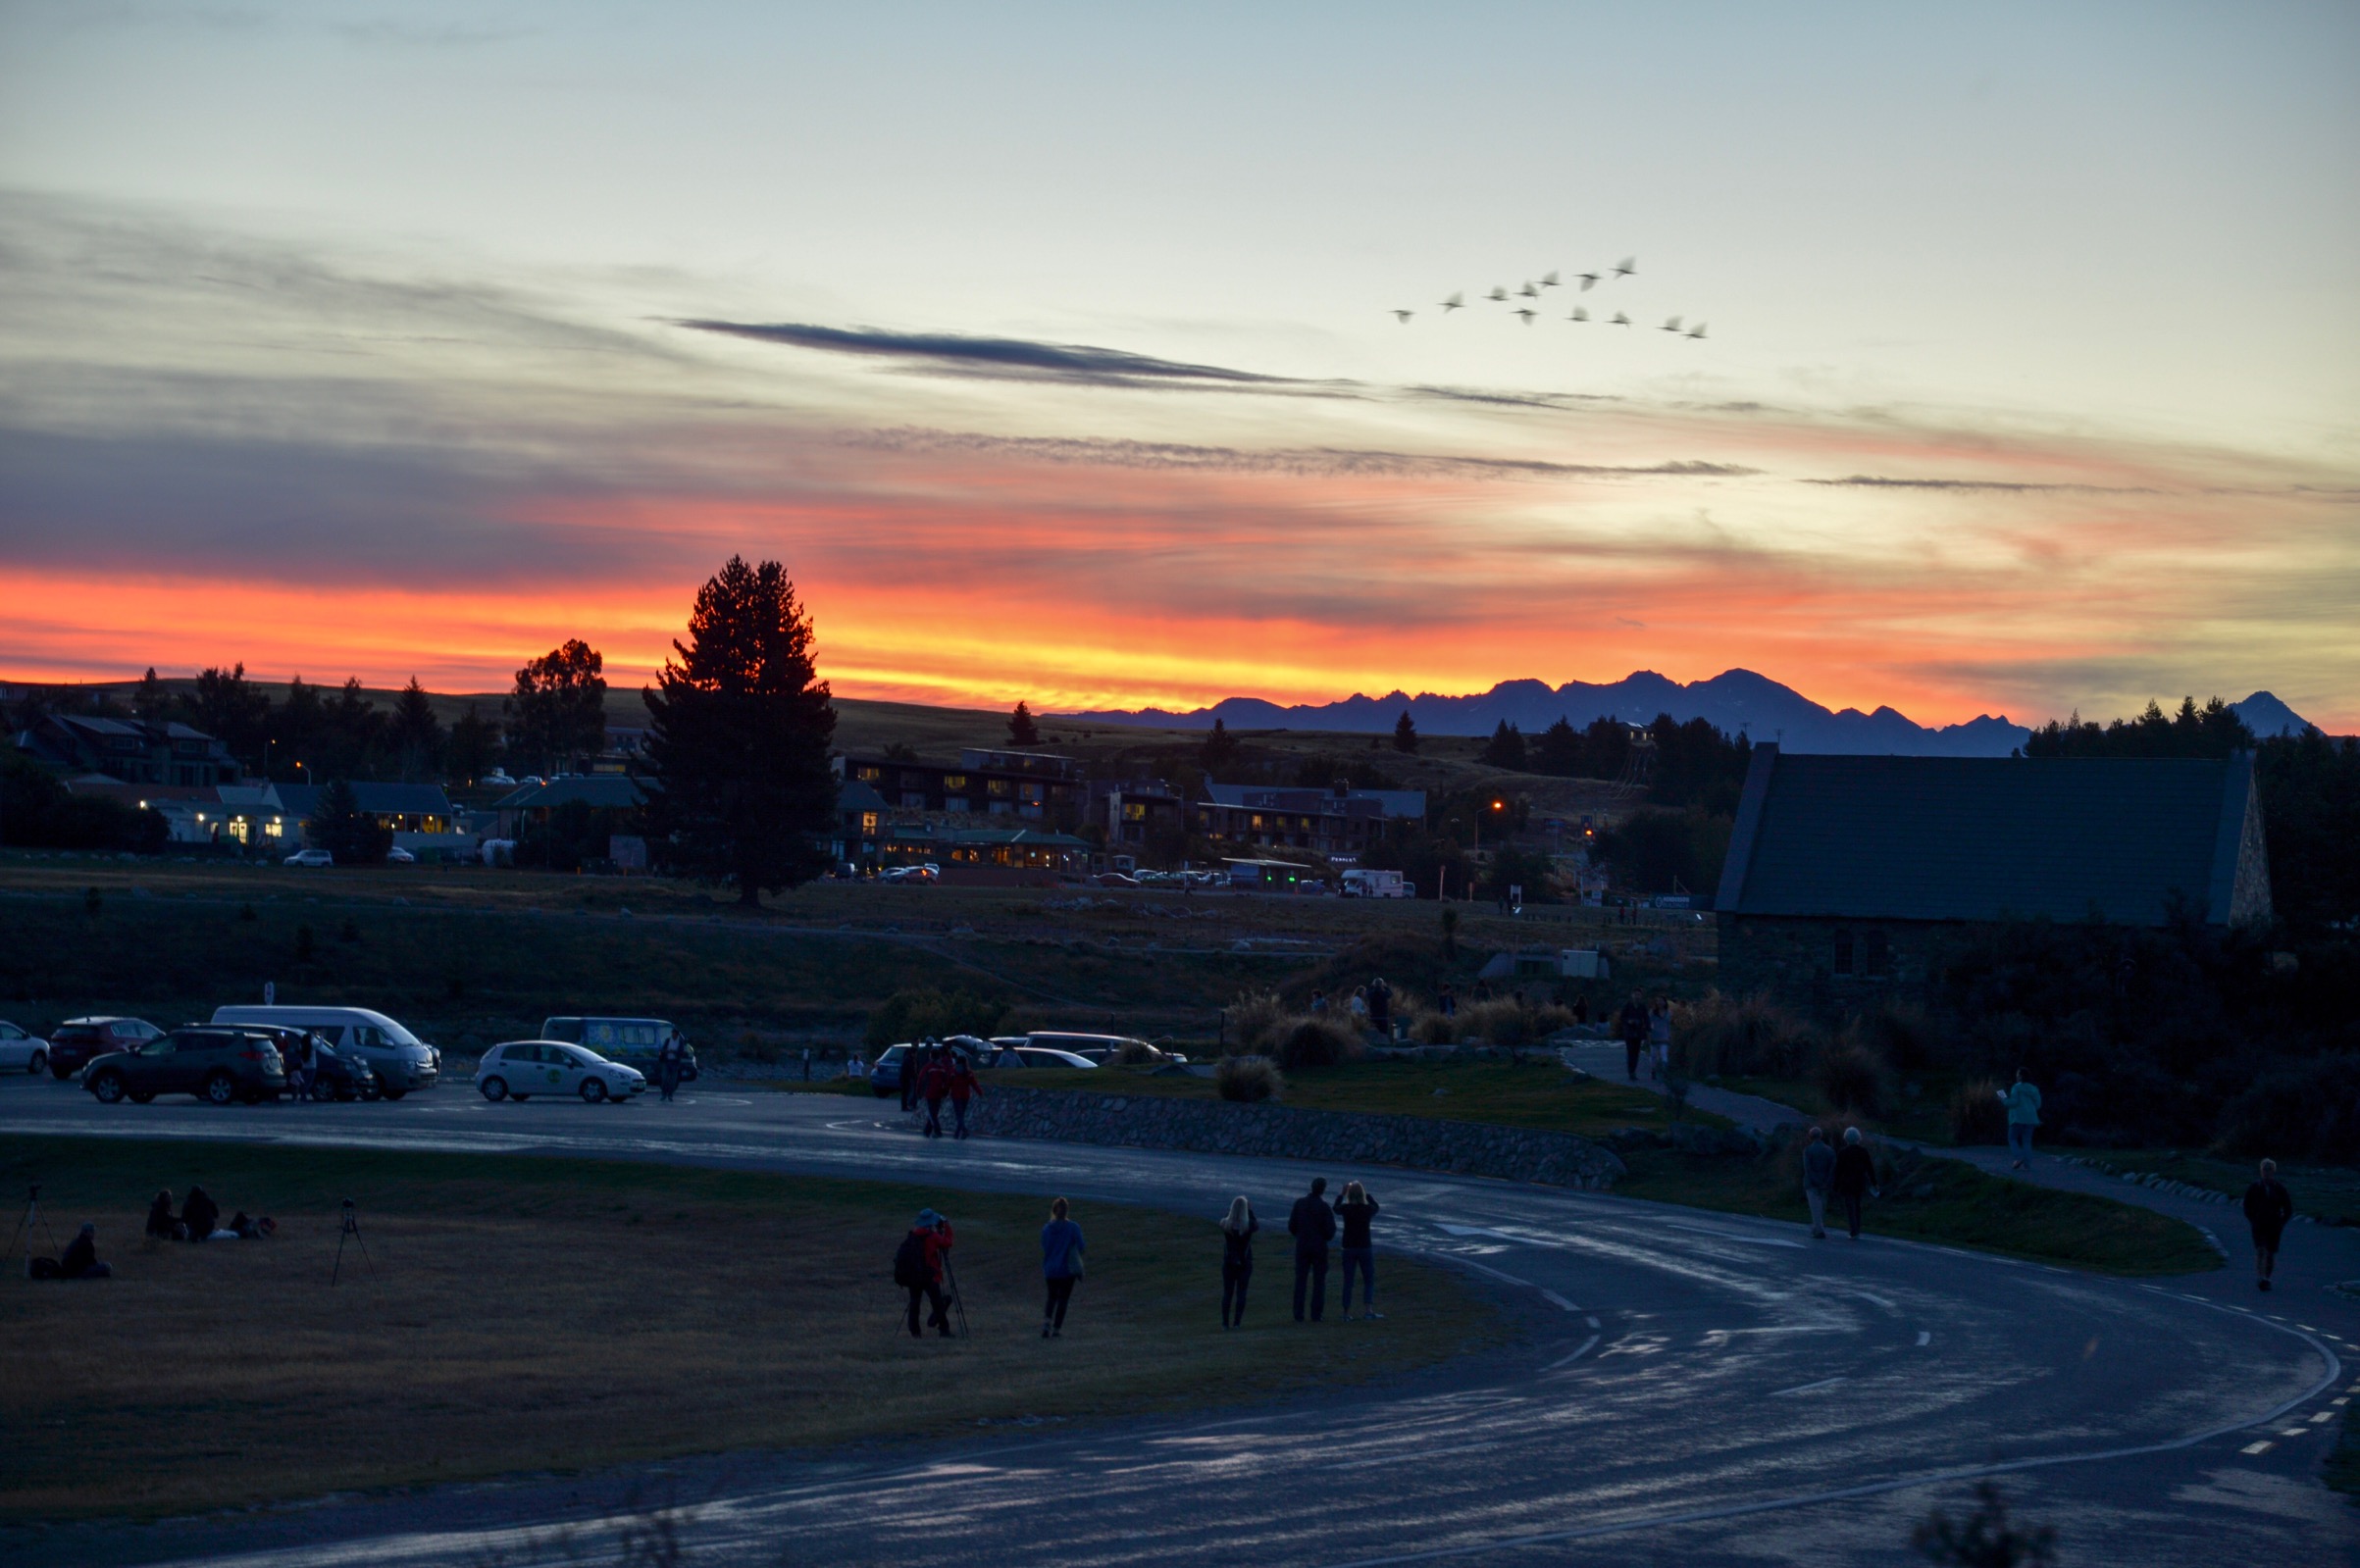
top-left (1830, 1128), bottom-right (1879, 1240)
top-left (919, 1047), bottom-right (951, 1138)
top-left (1288, 1177), bottom-right (1337, 1323)
top-left (894, 1209), bottom-right (956, 1338)
top-left (948, 1053), bottom-right (981, 1139)
top-left (1039, 1196), bottom-right (1085, 1338)
top-left (1998, 1069), bottom-right (2041, 1170)
top-left (2243, 1159), bottom-right (2295, 1292)
top-left (1335, 1181), bottom-right (1382, 1320)
top-left (1220, 1196), bottom-right (1258, 1329)
top-left (1801, 1126), bottom-right (1835, 1239)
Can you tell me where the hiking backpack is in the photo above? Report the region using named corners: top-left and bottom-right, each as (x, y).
top-left (892, 1231), bottom-right (928, 1288)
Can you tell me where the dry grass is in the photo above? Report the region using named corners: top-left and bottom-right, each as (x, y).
top-left (0, 1137), bottom-right (1501, 1522)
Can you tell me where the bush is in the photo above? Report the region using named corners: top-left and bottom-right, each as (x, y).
top-left (864, 986), bottom-right (1008, 1051)
top-left (1275, 1015), bottom-right (1362, 1072)
top-left (1674, 990), bottom-right (1823, 1079)
top-left (1216, 1056), bottom-right (1283, 1103)
top-left (1112, 1039), bottom-right (1159, 1065)
top-left (1950, 1078), bottom-right (2007, 1145)
top-left (2218, 1053), bottom-right (2360, 1165)
top-left (1815, 1040), bottom-right (1887, 1118)
top-left (1456, 996), bottom-right (1575, 1048)
top-left (1410, 1009), bottom-right (1459, 1045)
top-left (1852, 1001), bottom-right (1939, 1073)
top-left (1225, 989), bottom-right (1293, 1055)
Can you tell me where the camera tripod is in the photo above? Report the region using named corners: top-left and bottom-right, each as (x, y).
top-left (331, 1197), bottom-right (377, 1286)
top-left (942, 1255), bottom-right (970, 1340)
top-left (5, 1183), bottom-right (60, 1277)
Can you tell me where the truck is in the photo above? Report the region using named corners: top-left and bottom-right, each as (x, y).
top-left (1340, 868), bottom-right (1413, 899)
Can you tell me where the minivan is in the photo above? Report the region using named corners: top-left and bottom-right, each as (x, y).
top-left (539, 1017), bottom-right (696, 1083)
top-left (210, 1005), bottom-right (439, 1097)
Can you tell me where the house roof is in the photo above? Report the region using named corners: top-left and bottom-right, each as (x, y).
top-left (1203, 784), bottom-right (1425, 819)
top-left (488, 776), bottom-right (647, 811)
top-left (274, 783), bottom-right (456, 818)
top-left (1714, 746), bottom-right (2269, 927)
top-left (836, 780), bottom-right (890, 813)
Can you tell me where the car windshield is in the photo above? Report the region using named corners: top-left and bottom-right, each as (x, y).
top-left (349, 1020), bottom-right (424, 1049)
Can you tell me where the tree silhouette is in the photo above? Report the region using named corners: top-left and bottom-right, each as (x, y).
top-left (1392, 711), bottom-right (1419, 754)
top-left (390, 679), bottom-right (443, 782)
top-left (1200, 717), bottom-right (1241, 775)
top-left (1480, 720), bottom-right (1527, 770)
top-left (1007, 701), bottom-right (1042, 746)
top-left (506, 640), bottom-right (608, 774)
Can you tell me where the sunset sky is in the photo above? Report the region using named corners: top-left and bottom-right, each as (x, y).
top-left (2, 3), bottom-right (2355, 729)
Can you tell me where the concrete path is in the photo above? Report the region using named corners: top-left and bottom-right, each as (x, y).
top-left (1557, 1038), bottom-right (1808, 1135)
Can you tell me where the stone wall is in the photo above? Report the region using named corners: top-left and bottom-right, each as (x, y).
top-left (1717, 913), bottom-right (1975, 1008)
top-left (947, 1085), bottom-right (1627, 1190)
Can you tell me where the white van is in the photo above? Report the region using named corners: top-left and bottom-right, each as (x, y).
top-left (1341, 868), bottom-right (1412, 899)
top-left (209, 1005), bottom-right (440, 1097)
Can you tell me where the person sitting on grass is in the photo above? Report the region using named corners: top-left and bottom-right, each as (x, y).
top-left (58, 1223), bottom-right (112, 1279)
top-left (145, 1189), bottom-right (180, 1242)
top-left (180, 1185), bottom-right (221, 1242)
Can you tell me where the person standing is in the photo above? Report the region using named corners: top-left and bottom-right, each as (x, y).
top-left (1349, 987), bottom-right (1369, 1029)
top-left (897, 1044), bottom-right (920, 1113)
top-left (800, 1046), bottom-right (812, 1084)
top-left (896, 1209), bottom-right (956, 1338)
top-left (1438, 983), bottom-right (1457, 1021)
top-left (948, 1052), bottom-right (981, 1139)
top-left (1368, 978), bottom-right (1393, 1039)
top-left (1220, 1196), bottom-right (1258, 1329)
top-left (1335, 1181), bottom-right (1383, 1321)
top-left (654, 1030), bottom-right (685, 1103)
top-left (1830, 1127), bottom-right (1879, 1240)
top-left (1309, 989), bottom-right (1329, 1018)
top-left (2242, 1159), bottom-right (2295, 1292)
top-left (1617, 991), bottom-right (1649, 1083)
top-left (1801, 1126), bottom-right (1835, 1239)
top-left (919, 1047), bottom-right (950, 1138)
top-left (1647, 997), bottom-right (1672, 1083)
top-left (1999, 1070), bottom-right (2042, 1170)
top-left (1288, 1177), bottom-right (1336, 1322)
top-left (1040, 1196), bottom-right (1085, 1338)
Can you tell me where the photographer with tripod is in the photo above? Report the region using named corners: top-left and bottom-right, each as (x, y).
top-left (893, 1209), bottom-right (959, 1339)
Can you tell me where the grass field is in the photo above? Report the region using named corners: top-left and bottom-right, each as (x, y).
top-left (0, 1136), bottom-right (1502, 1523)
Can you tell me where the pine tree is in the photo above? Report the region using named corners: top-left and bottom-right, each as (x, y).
top-left (1007, 701), bottom-right (1042, 746)
top-left (391, 678), bottom-right (444, 782)
top-left (1199, 717), bottom-right (1241, 774)
top-left (641, 556), bottom-right (840, 905)
top-left (1393, 711), bottom-right (1419, 754)
top-left (445, 703), bottom-right (502, 784)
top-left (1480, 720), bottom-right (1527, 770)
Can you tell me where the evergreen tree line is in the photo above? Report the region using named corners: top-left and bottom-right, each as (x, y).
top-left (1479, 713), bottom-right (1754, 813)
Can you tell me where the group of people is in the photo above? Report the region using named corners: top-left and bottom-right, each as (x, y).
top-left (1217, 1177), bottom-right (1385, 1328)
top-left (898, 1041), bottom-right (982, 1138)
top-left (894, 1196), bottom-right (1087, 1340)
top-left (144, 1185), bottom-right (273, 1242)
top-left (1615, 992), bottom-right (1673, 1083)
top-left (1307, 978), bottom-right (1396, 1037)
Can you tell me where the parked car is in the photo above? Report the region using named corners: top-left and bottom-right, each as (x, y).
top-left (1091, 872), bottom-right (1141, 888)
top-left (539, 1017), bottom-right (697, 1083)
top-left (1023, 1031), bottom-right (1185, 1066)
top-left (209, 1005), bottom-right (439, 1098)
top-left (385, 846), bottom-right (417, 864)
top-left (84, 1027), bottom-right (287, 1105)
top-left (45, 1016), bottom-right (164, 1080)
top-left (476, 1040), bottom-right (646, 1103)
top-left (0, 1020), bottom-right (51, 1075)
top-left (998, 1045), bottom-right (1100, 1071)
top-left (879, 864), bottom-right (940, 885)
top-left (283, 848), bottom-right (333, 867)
top-left (865, 1038), bottom-right (992, 1095)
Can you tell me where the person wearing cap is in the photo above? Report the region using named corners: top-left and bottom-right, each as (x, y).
top-left (899, 1209), bottom-right (956, 1338)
top-left (59, 1223), bottom-right (112, 1279)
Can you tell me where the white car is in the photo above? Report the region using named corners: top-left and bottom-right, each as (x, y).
top-left (284, 848), bottom-right (333, 867)
top-left (0, 1021), bottom-right (50, 1075)
top-left (385, 847), bottom-right (417, 864)
top-left (476, 1040), bottom-right (646, 1104)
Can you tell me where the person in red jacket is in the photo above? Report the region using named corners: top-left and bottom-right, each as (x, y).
top-left (918, 1046), bottom-right (951, 1138)
top-left (895, 1209), bottom-right (957, 1337)
top-left (948, 1054), bottom-right (981, 1139)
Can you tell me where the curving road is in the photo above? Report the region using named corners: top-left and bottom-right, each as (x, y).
top-left (5, 1079), bottom-right (2355, 1566)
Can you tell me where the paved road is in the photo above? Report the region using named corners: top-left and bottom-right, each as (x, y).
top-left (4, 1077), bottom-right (2355, 1567)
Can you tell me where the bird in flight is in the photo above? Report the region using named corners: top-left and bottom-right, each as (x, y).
top-left (1687, 323), bottom-right (1708, 339)
top-left (1518, 281), bottom-right (1540, 300)
top-left (1568, 306), bottom-right (1589, 323)
top-left (1661, 316), bottom-right (1684, 332)
top-left (1539, 271), bottom-right (1561, 289)
top-left (1611, 311), bottom-right (1631, 326)
top-left (1513, 308), bottom-right (1537, 324)
top-left (1439, 291), bottom-right (1463, 312)
top-left (1577, 272), bottom-right (1599, 290)
top-left (1614, 257), bottom-right (1637, 278)
top-left (1487, 285), bottom-right (1510, 303)
top-left (1393, 310), bottom-right (1414, 324)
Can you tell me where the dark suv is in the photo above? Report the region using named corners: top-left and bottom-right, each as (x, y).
top-left (46, 1016), bottom-right (165, 1080)
top-left (84, 1028), bottom-right (288, 1106)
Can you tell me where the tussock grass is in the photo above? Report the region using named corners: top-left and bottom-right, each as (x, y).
top-left (0, 1137), bottom-right (1501, 1522)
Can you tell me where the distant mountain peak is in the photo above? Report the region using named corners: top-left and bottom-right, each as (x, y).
top-left (2232, 691), bottom-right (2314, 738)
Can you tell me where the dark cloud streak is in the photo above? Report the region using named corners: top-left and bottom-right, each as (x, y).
top-left (676, 320), bottom-right (1345, 392)
top-left (845, 427), bottom-right (1756, 481)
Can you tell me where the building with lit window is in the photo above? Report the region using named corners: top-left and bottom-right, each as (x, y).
top-left (1193, 782), bottom-right (1425, 860)
top-left (834, 749), bottom-right (1088, 824)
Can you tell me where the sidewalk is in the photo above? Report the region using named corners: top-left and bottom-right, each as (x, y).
top-left (1557, 1040), bottom-right (1806, 1137)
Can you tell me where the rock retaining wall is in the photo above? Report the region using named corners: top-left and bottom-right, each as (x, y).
top-left (949, 1086), bottom-right (1627, 1190)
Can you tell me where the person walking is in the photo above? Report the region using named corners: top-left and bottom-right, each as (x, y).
top-left (2242, 1159), bottom-right (2295, 1292)
top-left (1831, 1127), bottom-right (1879, 1240)
top-left (1999, 1070), bottom-right (2042, 1170)
top-left (654, 1030), bottom-right (685, 1102)
top-left (895, 1209), bottom-right (956, 1338)
top-left (1647, 997), bottom-right (1672, 1083)
top-left (1288, 1177), bottom-right (1337, 1322)
top-left (1617, 991), bottom-right (1649, 1083)
top-left (919, 1047), bottom-right (950, 1138)
top-left (948, 1053), bottom-right (981, 1139)
top-left (1040, 1196), bottom-right (1086, 1338)
top-left (1368, 978), bottom-right (1393, 1039)
top-left (1220, 1196), bottom-right (1258, 1329)
top-left (897, 1043), bottom-right (920, 1113)
top-left (1801, 1126), bottom-right (1835, 1239)
top-left (1335, 1181), bottom-right (1383, 1320)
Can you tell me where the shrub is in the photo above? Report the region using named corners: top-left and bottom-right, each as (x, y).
top-left (2218, 1052), bottom-right (2360, 1165)
top-left (1456, 996), bottom-right (1574, 1048)
top-left (1112, 1039), bottom-right (1159, 1065)
top-left (1950, 1078), bottom-right (2007, 1145)
top-left (1275, 1015), bottom-right (1362, 1072)
top-left (1674, 990), bottom-right (1823, 1079)
top-left (1815, 1041), bottom-right (1887, 1118)
top-left (1216, 1056), bottom-right (1283, 1103)
top-left (864, 986), bottom-right (1008, 1051)
top-left (1410, 1009), bottom-right (1459, 1045)
top-left (1853, 1001), bottom-right (1940, 1073)
top-left (1225, 989), bottom-right (1293, 1055)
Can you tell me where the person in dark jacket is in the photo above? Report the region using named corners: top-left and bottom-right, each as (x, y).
top-left (2242, 1159), bottom-right (2295, 1291)
top-left (1617, 991), bottom-right (1649, 1082)
top-left (58, 1223), bottom-right (112, 1279)
top-left (1220, 1196), bottom-right (1258, 1329)
top-left (1335, 1181), bottom-right (1383, 1320)
top-left (899, 1209), bottom-right (956, 1337)
top-left (654, 1031), bottom-right (686, 1103)
top-left (180, 1185), bottom-right (220, 1242)
top-left (1288, 1177), bottom-right (1337, 1322)
top-left (1367, 978), bottom-right (1393, 1038)
top-left (919, 1049), bottom-right (951, 1138)
top-left (1830, 1128), bottom-right (1879, 1240)
top-left (948, 1055), bottom-right (981, 1139)
top-left (145, 1189), bottom-right (180, 1241)
top-left (898, 1044), bottom-right (920, 1113)
top-left (1039, 1196), bottom-right (1085, 1338)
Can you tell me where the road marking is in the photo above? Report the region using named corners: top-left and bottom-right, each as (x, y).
top-left (2242, 1441), bottom-right (2275, 1454)
top-left (2335, 1397), bottom-right (2350, 1406)
top-left (1547, 1335), bottom-right (1602, 1370)
top-left (2282, 1429), bottom-right (2311, 1438)
top-left (1541, 1290), bottom-right (1578, 1312)
top-left (1656, 1219), bottom-right (1805, 1248)
top-left (1771, 1376), bottom-right (1848, 1396)
top-left (1849, 1289), bottom-right (1898, 1312)
top-left (1586, 1315), bottom-right (1601, 1329)
top-left (1453, 1259), bottom-right (1537, 1290)
top-left (2311, 1412), bottom-right (2334, 1424)
top-left (1916, 1331), bottom-right (1932, 1347)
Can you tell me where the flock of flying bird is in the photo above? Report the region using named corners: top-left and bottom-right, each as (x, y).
top-left (1393, 258), bottom-right (1708, 338)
